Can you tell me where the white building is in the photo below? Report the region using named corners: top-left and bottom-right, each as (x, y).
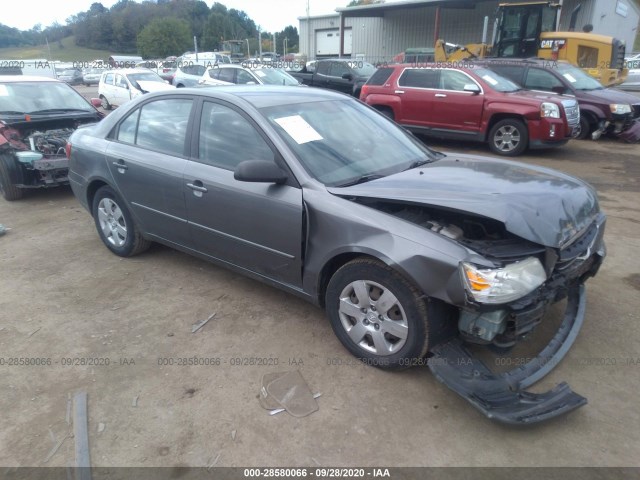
top-left (299, 0), bottom-right (640, 63)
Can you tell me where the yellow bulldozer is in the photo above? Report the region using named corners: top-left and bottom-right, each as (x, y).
top-left (434, 1), bottom-right (628, 87)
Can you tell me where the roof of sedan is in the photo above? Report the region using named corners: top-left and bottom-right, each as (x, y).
top-left (0, 75), bottom-right (61, 83)
top-left (184, 85), bottom-right (350, 108)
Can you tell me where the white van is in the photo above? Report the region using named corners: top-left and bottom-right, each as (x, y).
top-left (98, 68), bottom-right (174, 109)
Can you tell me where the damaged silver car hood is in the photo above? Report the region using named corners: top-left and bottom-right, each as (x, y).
top-left (327, 154), bottom-right (599, 248)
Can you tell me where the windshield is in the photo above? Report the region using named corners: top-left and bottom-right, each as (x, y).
top-left (557, 63), bottom-right (603, 90)
top-left (61, 70), bottom-right (78, 76)
top-left (474, 68), bottom-right (521, 92)
top-left (0, 81), bottom-right (94, 115)
top-left (253, 68), bottom-right (300, 86)
top-left (127, 72), bottom-right (164, 83)
top-left (261, 99), bottom-right (440, 186)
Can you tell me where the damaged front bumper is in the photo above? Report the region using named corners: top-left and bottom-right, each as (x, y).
top-left (429, 284), bottom-right (587, 425)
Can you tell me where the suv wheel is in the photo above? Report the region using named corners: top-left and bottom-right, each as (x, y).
top-left (100, 95), bottom-right (112, 110)
top-left (0, 154), bottom-right (24, 201)
top-left (575, 115), bottom-right (593, 140)
top-left (92, 186), bottom-right (150, 257)
top-left (488, 118), bottom-right (528, 156)
top-left (325, 258), bottom-right (430, 370)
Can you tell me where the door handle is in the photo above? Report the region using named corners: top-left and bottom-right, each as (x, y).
top-left (435, 93), bottom-right (447, 98)
top-left (187, 181), bottom-right (208, 193)
top-left (112, 160), bottom-right (128, 172)
top-left (394, 90), bottom-right (405, 94)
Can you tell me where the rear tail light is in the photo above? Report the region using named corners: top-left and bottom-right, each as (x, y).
top-left (65, 142), bottom-right (72, 159)
top-left (360, 85), bottom-right (370, 99)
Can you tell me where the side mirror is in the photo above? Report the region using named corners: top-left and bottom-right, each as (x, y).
top-left (90, 98), bottom-right (102, 108)
top-left (342, 72), bottom-right (354, 81)
top-left (234, 160), bottom-right (287, 184)
top-left (463, 83), bottom-right (481, 94)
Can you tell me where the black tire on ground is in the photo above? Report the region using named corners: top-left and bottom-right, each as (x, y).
top-left (488, 118), bottom-right (529, 156)
top-left (575, 114), bottom-right (593, 140)
top-left (100, 95), bottom-right (112, 110)
top-left (377, 107), bottom-right (395, 121)
top-left (0, 154), bottom-right (24, 201)
top-left (176, 84), bottom-right (184, 88)
top-left (92, 185), bottom-right (150, 257)
top-left (325, 257), bottom-right (431, 370)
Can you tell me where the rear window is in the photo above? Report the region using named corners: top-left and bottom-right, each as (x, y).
top-left (366, 67), bottom-right (393, 86)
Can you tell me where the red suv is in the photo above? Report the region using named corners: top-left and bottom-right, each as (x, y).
top-left (360, 64), bottom-right (579, 156)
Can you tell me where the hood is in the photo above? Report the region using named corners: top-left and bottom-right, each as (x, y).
top-left (504, 90), bottom-right (564, 104)
top-left (577, 88), bottom-right (640, 106)
top-left (327, 155), bottom-right (600, 249)
top-left (136, 81), bottom-right (175, 93)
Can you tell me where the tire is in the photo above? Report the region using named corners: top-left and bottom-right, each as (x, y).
top-left (488, 118), bottom-right (528, 156)
top-left (377, 107), bottom-right (395, 121)
top-left (325, 258), bottom-right (430, 370)
top-left (0, 154), bottom-right (24, 201)
top-left (100, 95), bottom-right (112, 110)
top-left (575, 114), bottom-right (593, 140)
top-left (176, 84), bottom-right (184, 88)
top-left (92, 185), bottom-right (150, 257)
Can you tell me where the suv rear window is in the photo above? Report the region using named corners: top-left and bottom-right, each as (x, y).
top-left (366, 68), bottom-right (393, 86)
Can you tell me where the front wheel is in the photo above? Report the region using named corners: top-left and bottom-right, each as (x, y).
top-left (92, 186), bottom-right (150, 257)
top-left (575, 115), bottom-right (593, 140)
top-left (0, 154), bottom-right (23, 201)
top-left (100, 95), bottom-right (112, 110)
top-left (325, 258), bottom-right (431, 370)
top-left (488, 118), bottom-right (528, 156)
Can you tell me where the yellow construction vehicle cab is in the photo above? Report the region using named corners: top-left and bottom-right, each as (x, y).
top-left (434, 1), bottom-right (628, 87)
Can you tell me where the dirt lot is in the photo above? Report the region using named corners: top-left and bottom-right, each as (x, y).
top-left (1, 91), bottom-right (639, 468)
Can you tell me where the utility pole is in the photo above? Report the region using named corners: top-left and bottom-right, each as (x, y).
top-left (258, 28), bottom-right (262, 60)
top-left (273, 33), bottom-right (277, 55)
top-left (307, 0), bottom-right (311, 60)
top-left (194, 36), bottom-right (198, 61)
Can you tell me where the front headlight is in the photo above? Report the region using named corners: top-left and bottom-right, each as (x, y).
top-left (610, 104), bottom-right (632, 114)
top-left (541, 102), bottom-right (560, 118)
top-left (460, 257), bottom-right (547, 304)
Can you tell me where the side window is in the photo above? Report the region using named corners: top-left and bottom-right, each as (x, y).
top-left (440, 70), bottom-right (473, 91)
top-left (316, 61), bottom-right (330, 75)
top-left (208, 68), bottom-right (220, 79)
top-left (524, 68), bottom-right (564, 91)
top-left (135, 99), bottom-right (193, 156)
top-left (237, 69), bottom-right (256, 84)
top-left (198, 102), bottom-right (273, 170)
top-left (104, 73), bottom-right (114, 84)
top-left (117, 110), bottom-right (139, 144)
top-left (218, 68), bottom-right (235, 83)
top-left (489, 65), bottom-right (524, 85)
top-left (398, 69), bottom-right (439, 88)
top-left (329, 62), bottom-right (350, 78)
top-left (115, 74), bottom-right (126, 88)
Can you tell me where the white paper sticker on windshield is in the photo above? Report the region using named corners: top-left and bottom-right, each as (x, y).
top-left (274, 115), bottom-right (323, 144)
top-left (254, 70), bottom-right (266, 77)
top-left (0, 85), bottom-right (8, 96)
top-left (563, 73), bottom-right (577, 83)
top-left (482, 75), bottom-right (498, 86)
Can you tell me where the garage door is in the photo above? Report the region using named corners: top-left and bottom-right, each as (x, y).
top-left (315, 28), bottom-right (352, 56)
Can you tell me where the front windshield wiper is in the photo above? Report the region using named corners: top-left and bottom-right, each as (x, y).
top-left (28, 108), bottom-right (92, 114)
top-left (403, 157), bottom-right (440, 171)
top-left (0, 110), bottom-right (26, 115)
top-left (336, 174), bottom-right (386, 187)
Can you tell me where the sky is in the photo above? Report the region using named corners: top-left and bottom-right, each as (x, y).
top-left (2, 0), bottom-right (351, 32)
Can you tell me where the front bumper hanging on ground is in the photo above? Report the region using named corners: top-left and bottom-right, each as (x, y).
top-left (429, 285), bottom-right (587, 425)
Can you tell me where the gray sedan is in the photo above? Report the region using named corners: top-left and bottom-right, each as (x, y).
top-left (67, 86), bottom-right (605, 424)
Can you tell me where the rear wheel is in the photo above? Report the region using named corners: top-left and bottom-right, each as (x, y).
top-left (92, 186), bottom-right (150, 257)
top-left (325, 258), bottom-right (431, 370)
top-left (100, 95), bottom-right (112, 110)
top-left (376, 106), bottom-right (395, 121)
top-left (488, 118), bottom-right (528, 156)
top-left (0, 154), bottom-right (23, 201)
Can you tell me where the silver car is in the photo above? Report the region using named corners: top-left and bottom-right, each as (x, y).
top-left (67, 86), bottom-right (605, 424)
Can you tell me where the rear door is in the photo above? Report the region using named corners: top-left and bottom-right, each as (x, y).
top-left (327, 61), bottom-right (354, 94)
top-left (113, 73), bottom-right (130, 106)
top-left (105, 97), bottom-right (195, 247)
top-left (395, 68), bottom-right (440, 127)
top-left (183, 99), bottom-right (303, 287)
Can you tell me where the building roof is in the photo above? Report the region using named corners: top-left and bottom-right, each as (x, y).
top-left (336, 0), bottom-right (488, 17)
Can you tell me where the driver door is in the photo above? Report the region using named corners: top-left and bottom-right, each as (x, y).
top-left (183, 100), bottom-right (304, 287)
top-left (114, 74), bottom-right (130, 105)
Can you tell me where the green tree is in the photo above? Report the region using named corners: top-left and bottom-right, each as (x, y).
top-left (347, 0), bottom-right (384, 6)
top-left (137, 17), bottom-right (192, 58)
